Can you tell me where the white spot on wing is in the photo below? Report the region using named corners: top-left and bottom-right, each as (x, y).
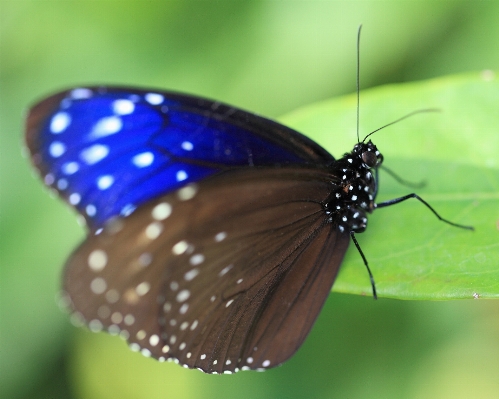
top-left (176, 170), bottom-right (188, 182)
top-left (62, 161), bottom-right (79, 175)
top-left (80, 144), bottom-right (109, 164)
top-left (88, 250), bottom-right (107, 271)
top-left (70, 88), bottom-right (93, 99)
top-left (145, 93), bottom-right (164, 105)
top-left (50, 112), bottom-right (71, 133)
top-left (97, 175), bottom-right (114, 190)
top-left (112, 99), bottom-right (135, 115)
top-left (90, 116), bottom-right (123, 138)
top-left (132, 152), bottom-right (154, 168)
top-left (181, 141), bottom-right (193, 151)
top-left (152, 202), bottom-right (172, 220)
top-left (49, 141), bottom-right (66, 157)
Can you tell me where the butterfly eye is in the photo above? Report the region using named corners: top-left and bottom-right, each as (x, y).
top-left (361, 150), bottom-right (378, 167)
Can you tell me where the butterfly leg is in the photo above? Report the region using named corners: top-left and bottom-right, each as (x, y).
top-left (350, 232), bottom-right (377, 300)
top-left (376, 193), bottom-right (474, 230)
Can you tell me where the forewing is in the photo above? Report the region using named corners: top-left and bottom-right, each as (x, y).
top-left (25, 86), bottom-right (333, 229)
top-left (62, 167), bottom-right (349, 373)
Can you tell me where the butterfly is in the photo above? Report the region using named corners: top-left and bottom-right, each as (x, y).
top-left (25, 47), bottom-right (473, 373)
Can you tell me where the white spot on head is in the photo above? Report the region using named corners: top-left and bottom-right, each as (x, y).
top-left (219, 264), bottom-right (233, 277)
top-left (80, 144), bottom-right (109, 164)
top-left (214, 232), bottom-right (227, 242)
top-left (69, 193), bottom-right (81, 205)
top-left (90, 116), bottom-right (123, 138)
top-left (145, 221), bottom-right (163, 239)
top-left (177, 184), bottom-right (198, 201)
top-left (70, 88), bottom-right (93, 99)
top-left (88, 249), bottom-right (107, 271)
top-left (62, 162), bottom-right (79, 175)
top-left (184, 268), bottom-right (199, 281)
top-left (90, 277), bottom-right (107, 294)
top-left (189, 254), bottom-right (204, 266)
top-left (145, 93), bottom-right (164, 105)
top-left (181, 141), bottom-right (194, 151)
top-left (151, 202), bottom-right (172, 220)
top-left (50, 112), bottom-right (71, 133)
top-left (176, 170), bottom-right (188, 182)
top-left (97, 175), bottom-right (114, 190)
top-left (132, 152), bottom-right (154, 168)
top-left (136, 282), bottom-right (151, 296)
top-left (172, 240), bottom-right (188, 255)
top-left (176, 289), bottom-right (190, 302)
top-left (49, 141), bottom-right (66, 157)
top-left (112, 99), bottom-right (135, 115)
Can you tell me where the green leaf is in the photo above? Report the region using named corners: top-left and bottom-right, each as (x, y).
top-left (280, 72), bottom-right (499, 300)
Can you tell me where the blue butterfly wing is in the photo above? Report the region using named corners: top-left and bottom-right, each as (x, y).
top-left (26, 86), bottom-right (333, 230)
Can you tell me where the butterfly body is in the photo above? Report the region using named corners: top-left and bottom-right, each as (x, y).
top-left (26, 86), bottom-right (383, 373)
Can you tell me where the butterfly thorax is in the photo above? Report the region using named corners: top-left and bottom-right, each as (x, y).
top-left (324, 140), bottom-right (382, 234)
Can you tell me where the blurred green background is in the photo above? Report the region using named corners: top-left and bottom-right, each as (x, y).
top-left (1, 1), bottom-right (498, 399)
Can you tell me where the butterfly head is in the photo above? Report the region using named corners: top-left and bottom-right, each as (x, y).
top-left (353, 140), bottom-right (383, 170)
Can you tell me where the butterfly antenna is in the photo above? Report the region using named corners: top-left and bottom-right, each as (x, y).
top-left (356, 25), bottom-right (362, 143)
top-left (362, 108), bottom-right (440, 142)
